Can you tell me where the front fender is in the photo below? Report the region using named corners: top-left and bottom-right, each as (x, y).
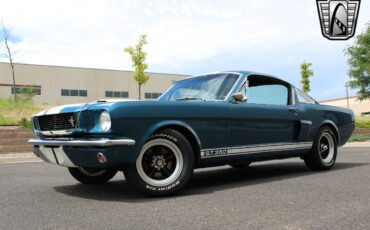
top-left (138, 120), bottom-right (203, 150)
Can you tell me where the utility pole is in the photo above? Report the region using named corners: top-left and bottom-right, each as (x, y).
top-left (345, 82), bottom-right (349, 109)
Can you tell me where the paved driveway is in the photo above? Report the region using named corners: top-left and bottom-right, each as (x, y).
top-left (0, 147), bottom-right (369, 229)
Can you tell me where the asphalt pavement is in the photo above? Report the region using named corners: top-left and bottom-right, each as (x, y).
top-left (0, 147), bottom-right (369, 229)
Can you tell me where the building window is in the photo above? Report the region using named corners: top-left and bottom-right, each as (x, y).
top-left (79, 90), bottom-right (87, 97)
top-left (105, 91), bottom-right (113, 97)
top-left (70, 90), bottom-right (79, 96)
top-left (152, 93), bottom-right (160, 99)
top-left (113, 91), bottom-right (120, 97)
top-left (145, 92), bottom-right (162, 100)
top-left (145, 93), bottom-right (151, 99)
top-left (61, 89), bottom-right (88, 97)
top-left (61, 89), bottom-right (69, 96)
top-left (105, 91), bottom-right (129, 98)
top-left (122, 91), bottom-right (129, 98)
top-left (11, 87), bottom-right (41, 95)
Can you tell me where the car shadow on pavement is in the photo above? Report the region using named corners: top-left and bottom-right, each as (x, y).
top-left (53, 161), bottom-right (369, 202)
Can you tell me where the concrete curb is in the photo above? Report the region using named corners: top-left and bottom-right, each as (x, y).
top-left (342, 141), bottom-right (370, 148)
top-left (0, 152), bottom-right (41, 164)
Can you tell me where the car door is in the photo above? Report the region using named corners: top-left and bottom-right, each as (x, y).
top-left (231, 76), bottom-right (299, 147)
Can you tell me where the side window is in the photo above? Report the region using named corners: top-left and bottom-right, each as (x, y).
top-left (296, 89), bottom-right (315, 104)
top-left (247, 84), bottom-right (288, 105)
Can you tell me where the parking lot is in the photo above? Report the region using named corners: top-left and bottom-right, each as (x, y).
top-left (0, 147), bottom-right (369, 229)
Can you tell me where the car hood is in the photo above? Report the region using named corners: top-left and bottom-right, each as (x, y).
top-left (33, 99), bottom-right (135, 116)
top-left (33, 99), bottom-right (215, 117)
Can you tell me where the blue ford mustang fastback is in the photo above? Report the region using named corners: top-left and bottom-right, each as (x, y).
top-left (29, 71), bottom-right (355, 196)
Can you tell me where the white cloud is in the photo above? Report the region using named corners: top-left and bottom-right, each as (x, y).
top-left (0, 0), bottom-right (369, 99)
top-left (0, 0), bottom-right (325, 67)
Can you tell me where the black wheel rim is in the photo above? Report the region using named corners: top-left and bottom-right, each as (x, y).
top-left (136, 139), bottom-right (184, 187)
top-left (320, 138), bottom-right (330, 159)
top-left (319, 132), bottom-right (335, 163)
top-left (141, 145), bottom-right (177, 180)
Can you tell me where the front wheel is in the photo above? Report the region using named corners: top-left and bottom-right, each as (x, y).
top-left (304, 126), bottom-right (337, 171)
top-left (124, 129), bottom-right (195, 197)
top-left (68, 167), bottom-right (117, 184)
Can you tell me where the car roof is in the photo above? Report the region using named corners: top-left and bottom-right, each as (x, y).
top-left (179, 71), bottom-right (291, 87)
top-left (223, 71), bottom-right (289, 83)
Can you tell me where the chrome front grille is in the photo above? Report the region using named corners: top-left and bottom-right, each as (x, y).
top-left (36, 113), bottom-right (78, 131)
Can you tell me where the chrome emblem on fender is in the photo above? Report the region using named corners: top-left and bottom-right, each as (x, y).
top-left (316, 0), bottom-right (361, 40)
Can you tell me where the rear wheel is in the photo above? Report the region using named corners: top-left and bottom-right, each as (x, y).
top-left (124, 129), bottom-right (194, 197)
top-left (68, 167), bottom-right (117, 184)
top-left (304, 126), bottom-right (337, 171)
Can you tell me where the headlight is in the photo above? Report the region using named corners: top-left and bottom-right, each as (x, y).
top-left (99, 111), bottom-right (111, 132)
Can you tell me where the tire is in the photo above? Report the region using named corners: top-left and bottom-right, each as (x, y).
top-left (68, 167), bottom-right (117, 184)
top-left (229, 162), bottom-right (252, 168)
top-left (304, 126), bottom-right (338, 171)
top-left (123, 129), bottom-right (195, 197)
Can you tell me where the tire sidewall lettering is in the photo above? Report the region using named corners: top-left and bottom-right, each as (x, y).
top-left (150, 133), bottom-right (178, 143)
top-left (145, 180), bottom-right (180, 192)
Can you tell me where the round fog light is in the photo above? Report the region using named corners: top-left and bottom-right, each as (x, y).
top-left (97, 152), bottom-right (107, 164)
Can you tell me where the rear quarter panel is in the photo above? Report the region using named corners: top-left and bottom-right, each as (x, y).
top-left (298, 103), bottom-right (355, 146)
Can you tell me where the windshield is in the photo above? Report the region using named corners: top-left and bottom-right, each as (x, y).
top-left (160, 73), bottom-right (240, 101)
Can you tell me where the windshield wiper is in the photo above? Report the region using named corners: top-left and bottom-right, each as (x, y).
top-left (176, 97), bottom-right (206, 101)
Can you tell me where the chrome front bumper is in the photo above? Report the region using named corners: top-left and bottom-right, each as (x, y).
top-left (28, 138), bottom-right (136, 167)
top-left (28, 138), bottom-right (135, 147)
top-left (33, 146), bottom-right (77, 167)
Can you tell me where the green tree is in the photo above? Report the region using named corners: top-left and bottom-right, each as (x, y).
top-left (345, 23), bottom-right (370, 101)
top-left (19, 87), bottom-right (36, 102)
top-left (300, 61), bottom-right (314, 93)
top-left (1, 20), bottom-right (18, 105)
top-left (124, 34), bottom-right (149, 100)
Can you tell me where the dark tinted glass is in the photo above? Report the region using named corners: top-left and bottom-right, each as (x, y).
top-left (122, 91), bottom-right (129, 98)
top-left (79, 90), bottom-right (87, 97)
top-left (145, 93), bottom-right (151, 99)
top-left (61, 89), bottom-right (69, 96)
top-left (105, 91), bottom-right (113, 97)
top-left (34, 88), bottom-right (41, 95)
top-left (70, 90), bottom-right (78, 96)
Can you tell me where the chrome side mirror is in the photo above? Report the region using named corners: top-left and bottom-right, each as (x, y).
top-left (232, 92), bottom-right (246, 102)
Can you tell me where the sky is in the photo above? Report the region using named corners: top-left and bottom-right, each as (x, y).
top-left (0, 0), bottom-right (369, 100)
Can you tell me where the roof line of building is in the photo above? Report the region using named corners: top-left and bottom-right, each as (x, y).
top-left (0, 62), bottom-right (190, 77)
top-left (0, 83), bottom-right (41, 88)
top-left (320, 95), bottom-right (357, 102)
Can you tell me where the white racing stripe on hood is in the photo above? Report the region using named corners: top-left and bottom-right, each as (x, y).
top-left (34, 103), bottom-right (85, 116)
top-left (95, 98), bottom-right (136, 103)
top-left (33, 99), bottom-right (135, 117)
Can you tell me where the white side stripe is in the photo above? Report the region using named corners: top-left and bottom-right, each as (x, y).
top-left (200, 142), bottom-right (313, 158)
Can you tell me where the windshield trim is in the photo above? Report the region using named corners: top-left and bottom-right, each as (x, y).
top-left (159, 72), bottom-right (243, 102)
